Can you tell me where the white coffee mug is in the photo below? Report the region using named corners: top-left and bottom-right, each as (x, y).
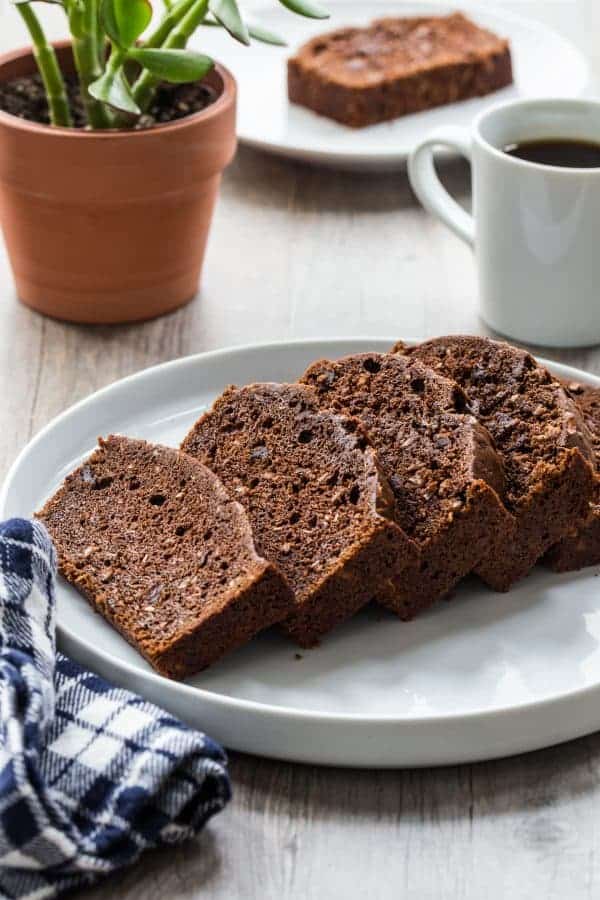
top-left (408, 98), bottom-right (600, 348)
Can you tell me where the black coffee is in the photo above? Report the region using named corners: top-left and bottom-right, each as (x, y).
top-left (503, 138), bottom-right (600, 168)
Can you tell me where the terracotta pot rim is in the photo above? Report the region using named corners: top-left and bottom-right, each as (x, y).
top-left (0, 40), bottom-right (236, 139)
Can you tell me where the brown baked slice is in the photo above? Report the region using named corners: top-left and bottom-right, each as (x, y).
top-left (393, 336), bottom-right (595, 590)
top-left (301, 352), bottom-right (514, 618)
top-left (544, 380), bottom-right (600, 572)
top-left (287, 12), bottom-right (512, 128)
top-left (181, 382), bottom-right (419, 646)
top-left (37, 435), bottom-right (294, 679)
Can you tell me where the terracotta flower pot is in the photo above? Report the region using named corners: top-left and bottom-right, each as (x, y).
top-left (0, 42), bottom-right (237, 323)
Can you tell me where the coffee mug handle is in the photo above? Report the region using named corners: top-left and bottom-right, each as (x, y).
top-left (408, 127), bottom-right (475, 247)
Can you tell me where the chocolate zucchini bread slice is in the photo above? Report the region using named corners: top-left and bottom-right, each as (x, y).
top-left (287, 12), bottom-right (512, 128)
top-left (394, 336), bottom-right (595, 590)
top-left (181, 382), bottom-right (419, 646)
top-left (545, 380), bottom-right (600, 572)
top-left (37, 435), bottom-right (294, 679)
top-left (301, 352), bottom-right (514, 619)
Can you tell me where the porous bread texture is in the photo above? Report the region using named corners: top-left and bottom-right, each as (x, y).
top-left (287, 12), bottom-right (513, 127)
top-left (181, 381), bottom-right (419, 645)
top-left (37, 434), bottom-right (294, 679)
top-left (544, 380), bottom-right (600, 572)
top-left (302, 352), bottom-right (514, 617)
top-left (394, 336), bottom-right (595, 590)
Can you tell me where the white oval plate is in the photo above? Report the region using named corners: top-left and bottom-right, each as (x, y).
top-left (2, 338), bottom-right (600, 768)
top-left (193, 1), bottom-right (590, 170)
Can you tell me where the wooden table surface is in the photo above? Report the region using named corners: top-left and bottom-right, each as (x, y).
top-left (2, 3), bottom-right (600, 898)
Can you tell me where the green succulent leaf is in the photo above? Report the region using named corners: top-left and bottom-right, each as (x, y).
top-left (209, 0), bottom-right (249, 46)
top-left (247, 21), bottom-right (287, 46)
top-left (128, 47), bottom-right (214, 83)
top-left (12, 0), bottom-right (64, 5)
top-left (102, 0), bottom-right (153, 48)
top-left (89, 67), bottom-right (141, 114)
top-left (201, 15), bottom-right (286, 46)
top-left (277, 0), bottom-right (328, 19)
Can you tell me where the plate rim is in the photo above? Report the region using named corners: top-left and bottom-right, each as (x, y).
top-left (2, 335), bottom-right (600, 731)
top-left (230, 0), bottom-right (590, 165)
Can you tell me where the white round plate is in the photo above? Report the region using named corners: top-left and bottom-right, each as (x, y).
top-left (2, 338), bottom-right (600, 768)
top-left (193, 1), bottom-right (590, 170)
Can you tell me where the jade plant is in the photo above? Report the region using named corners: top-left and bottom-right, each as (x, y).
top-left (12, 0), bottom-right (329, 128)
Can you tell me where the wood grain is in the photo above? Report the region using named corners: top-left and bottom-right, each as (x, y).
top-left (79, 736), bottom-right (600, 900)
top-left (3, 133), bottom-right (600, 900)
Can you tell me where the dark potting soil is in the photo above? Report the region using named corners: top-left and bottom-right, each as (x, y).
top-left (0, 72), bottom-right (217, 129)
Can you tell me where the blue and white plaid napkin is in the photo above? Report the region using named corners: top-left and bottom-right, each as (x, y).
top-left (0, 518), bottom-right (231, 899)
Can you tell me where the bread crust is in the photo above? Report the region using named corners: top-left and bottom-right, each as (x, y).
top-left (37, 435), bottom-right (294, 679)
top-left (545, 381), bottom-right (600, 572)
top-left (393, 336), bottom-right (595, 590)
top-left (181, 382), bottom-right (419, 645)
top-left (302, 352), bottom-right (514, 617)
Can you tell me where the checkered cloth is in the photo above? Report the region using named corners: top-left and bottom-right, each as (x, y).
top-left (0, 518), bottom-right (231, 899)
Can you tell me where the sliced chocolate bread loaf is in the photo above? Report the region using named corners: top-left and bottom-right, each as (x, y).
top-left (181, 383), bottom-right (419, 646)
top-left (394, 336), bottom-right (595, 590)
top-left (287, 13), bottom-right (512, 128)
top-left (545, 380), bottom-right (600, 572)
top-left (301, 352), bottom-right (514, 618)
top-left (37, 435), bottom-right (294, 679)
